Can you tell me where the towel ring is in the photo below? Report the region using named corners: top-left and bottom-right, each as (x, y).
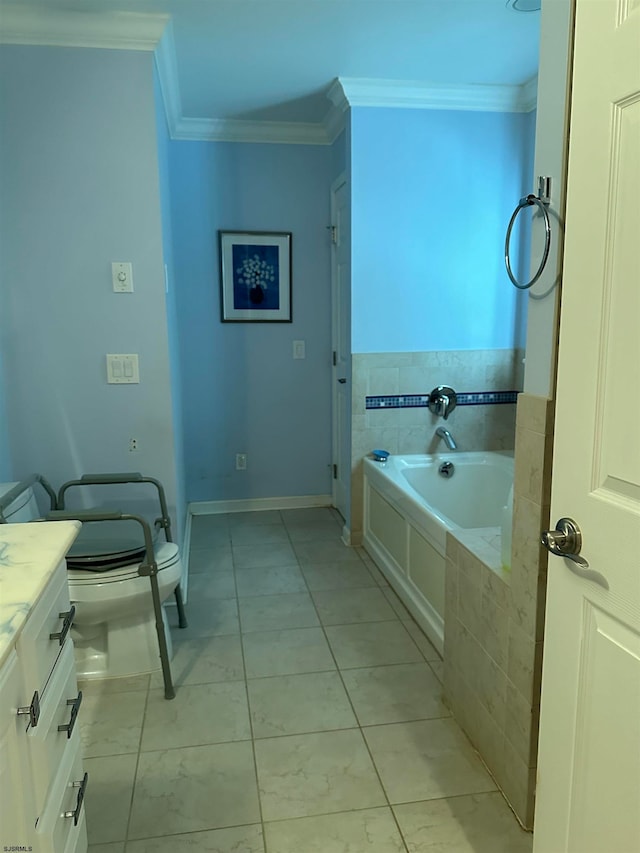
top-left (505, 194), bottom-right (552, 290)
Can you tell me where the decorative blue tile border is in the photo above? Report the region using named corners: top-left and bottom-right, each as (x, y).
top-left (365, 391), bottom-right (519, 410)
top-left (365, 395), bottom-right (429, 409)
top-left (458, 391), bottom-right (519, 406)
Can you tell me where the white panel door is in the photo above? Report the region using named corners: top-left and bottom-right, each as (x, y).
top-left (534, 1), bottom-right (640, 851)
top-left (331, 176), bottom-right (350, 522)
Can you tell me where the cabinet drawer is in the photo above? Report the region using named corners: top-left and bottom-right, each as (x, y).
top-left (17, 561), bottom-right (73, 702)
top-left (27, 641), bottom-right (82, 815)
top-left (34, 736), bottom-right (87, 853)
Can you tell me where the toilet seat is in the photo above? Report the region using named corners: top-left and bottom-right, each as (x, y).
top-left (64, 518), bottom-right (159, 571)
top-left (67, 542), bottom-right (180, 585)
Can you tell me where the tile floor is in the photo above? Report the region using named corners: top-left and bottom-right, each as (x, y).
top-left (80, 507), bottom-right (533, 853)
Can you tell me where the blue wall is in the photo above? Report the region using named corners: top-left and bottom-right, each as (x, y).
top-left (0, 45), bottom-right (180, 527)
top-left (169, 140), bottom-right (334, 502)
top-left (350, 107), bottom-right (533, 353)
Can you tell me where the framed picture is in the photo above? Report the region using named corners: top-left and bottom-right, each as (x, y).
top-left (219, 231), bottom-right (292, 322)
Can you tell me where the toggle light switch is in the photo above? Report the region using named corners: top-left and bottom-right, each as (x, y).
top-left (106, 354), bottom-right (139, 384)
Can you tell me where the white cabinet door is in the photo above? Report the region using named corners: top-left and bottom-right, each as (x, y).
top-left (0, 651), bottom-right (36, 845)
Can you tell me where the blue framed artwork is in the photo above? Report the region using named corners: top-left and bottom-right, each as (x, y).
top-left (219, 231), bottom-right (292, 322)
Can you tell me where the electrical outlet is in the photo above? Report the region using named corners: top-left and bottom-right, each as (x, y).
top-left (129, 438), bottom-right (138, 452)
top-left (236, 453), bottom-right (247, 470)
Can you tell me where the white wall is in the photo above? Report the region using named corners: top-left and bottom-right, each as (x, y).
top-left (524, 0), bottom-right (573, 397)
top-left (154, 64), bottom-right (187, 541)
top-left (0, 45), bottom-right (180, 528)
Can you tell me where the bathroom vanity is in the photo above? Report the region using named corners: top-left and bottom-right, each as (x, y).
top-left (0, 521), bottom-right (88, 853)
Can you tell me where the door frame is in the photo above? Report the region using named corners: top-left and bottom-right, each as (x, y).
top-left (330, 172), bottom-right (349, 522)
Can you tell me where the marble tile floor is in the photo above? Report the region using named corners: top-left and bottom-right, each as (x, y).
top-left (80, 507), bottom-right (532, 853)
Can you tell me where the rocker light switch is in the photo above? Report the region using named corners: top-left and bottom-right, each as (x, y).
top-left (106, 354), bottom-right (139, 384)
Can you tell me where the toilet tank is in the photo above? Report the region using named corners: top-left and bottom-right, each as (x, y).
top-left (0, 482), bottom-right (40, 522)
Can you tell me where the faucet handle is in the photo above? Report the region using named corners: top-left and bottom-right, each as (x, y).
top-left (428, 386), bottom-right (457, 420)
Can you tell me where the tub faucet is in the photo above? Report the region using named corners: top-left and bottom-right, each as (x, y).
top-left (428, 386), bottom-right (457, 420)
top-left (436, 426), bottom-right (457, 450)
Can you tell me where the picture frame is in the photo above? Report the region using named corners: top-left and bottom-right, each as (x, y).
top-left (219, 230), bottom-right (292, 322)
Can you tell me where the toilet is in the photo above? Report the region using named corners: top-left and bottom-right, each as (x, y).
top-left (0, 482), bottom-right (183, 680)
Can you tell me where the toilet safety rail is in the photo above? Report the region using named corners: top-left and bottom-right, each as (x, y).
top-left (0, 472), bottom-right (187, 700)
top-left (57, 472), bottom-right (174, 543)
top-left (0, 473), bottom-right (57, 521)
top-left (48, 507), bottom-right (177, 699)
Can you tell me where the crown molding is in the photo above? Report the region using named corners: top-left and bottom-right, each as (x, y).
top-left (0, 6), bottom-right (168, 50)
top-left (0, 8), bottom-right (537, 142)
top-left (334, 77), bottom-right (536, 113)
top-left (326, 78), bottom-right (350, 114)
top-left (173, 116), bottom-right (330, 145)
top-left (519, 75), bottom-right (539, 112)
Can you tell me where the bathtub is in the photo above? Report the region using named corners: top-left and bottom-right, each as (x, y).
top-left (362, 451), bottom-right (514, 655)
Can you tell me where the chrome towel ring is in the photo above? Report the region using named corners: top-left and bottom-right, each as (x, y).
top-left (505, 193), bottom-right (552, 290)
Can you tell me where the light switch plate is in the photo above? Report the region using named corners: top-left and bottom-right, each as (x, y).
top-left (106, 354), bottom-right (139, 384)
top-left (293, 340), bottom-right (306, 360)
top-left (112, 262), bottom-right (133, 293)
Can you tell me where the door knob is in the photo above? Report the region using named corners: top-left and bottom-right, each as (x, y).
top-left (338, 378), bottom-right (347, 384)
top-left (541, 517), bottom-right (589, 569)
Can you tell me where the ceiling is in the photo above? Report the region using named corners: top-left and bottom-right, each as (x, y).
top-left (1, 0), bottom-right (541, 136)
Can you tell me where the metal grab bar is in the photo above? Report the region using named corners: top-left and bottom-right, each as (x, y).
top-left (505, 193), bottom-right (552, 290)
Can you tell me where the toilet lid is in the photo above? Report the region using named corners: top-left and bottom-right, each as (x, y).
top-left (67, 541), bottom-right (180, 584)
top-left (65, 519), bottom-right (159, 571)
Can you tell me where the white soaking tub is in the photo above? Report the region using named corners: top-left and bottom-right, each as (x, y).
top-left (362, 451), bottom-right (514, 655)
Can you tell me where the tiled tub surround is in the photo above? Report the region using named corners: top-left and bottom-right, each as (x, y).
top-left (350, 349), bottom-right (524, 541)
top-left (443, 393), bottom-right (554, 829)
top-left (79, 506), bottom-right (532, 853)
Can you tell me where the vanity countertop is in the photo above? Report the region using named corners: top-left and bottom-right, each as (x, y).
top-left (0, 520), bottom-right (81, 667)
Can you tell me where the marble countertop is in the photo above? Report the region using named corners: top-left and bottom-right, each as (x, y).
top-left (0, 521), bottom-right (81, 667)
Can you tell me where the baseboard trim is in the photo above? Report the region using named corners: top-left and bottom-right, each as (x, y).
top-left (342, 526), bottom-right (363, 547)
top-left (188, 494), bottom-right (333, 516)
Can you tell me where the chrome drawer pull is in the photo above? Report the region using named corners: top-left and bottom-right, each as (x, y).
top-left (58, 691), bottom-right (83, 739)
top-left (17, 690), bottom-right (40, 727)
top-left (49, 605), bottom-right (76, 646)
top-left (64, 772), bottom-right (88, 826)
